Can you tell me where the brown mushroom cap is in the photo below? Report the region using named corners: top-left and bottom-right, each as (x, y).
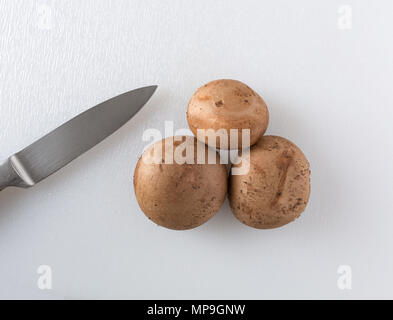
top-left (187, 79), bottom-right (269, 150)
top-left (229, 135), bottom-right (310, 229)
top-left (134, 136), bottom-right (228, 230)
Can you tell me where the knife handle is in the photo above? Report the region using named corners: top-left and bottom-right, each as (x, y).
top-left (0, 159), bottom-right (21, 191)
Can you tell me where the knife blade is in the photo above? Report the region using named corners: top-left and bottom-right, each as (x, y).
top-left (0, 85), bottom-right (157, 191)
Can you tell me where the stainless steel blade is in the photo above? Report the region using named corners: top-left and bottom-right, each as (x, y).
top-left (5, 85), bottom-right (157, 188)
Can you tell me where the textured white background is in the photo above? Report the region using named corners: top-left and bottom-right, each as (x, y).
top-left (0, 0), bottom-right (392, 299)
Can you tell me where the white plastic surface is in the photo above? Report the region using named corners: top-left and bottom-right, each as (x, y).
top-left (0, 0), bottom-right (392, 299)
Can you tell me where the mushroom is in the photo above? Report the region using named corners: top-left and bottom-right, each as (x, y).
top-left (134, 136), bottom-right (228, 230)
top-left (229, 136), bottom-right (310, 229)
top-left (187, 79), bottom-right (269, 149)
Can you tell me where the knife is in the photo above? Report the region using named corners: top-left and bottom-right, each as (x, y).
top-left (0, 85), bottom-right (157, 191)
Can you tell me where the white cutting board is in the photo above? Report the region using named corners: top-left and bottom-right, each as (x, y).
top-left (1, 0), bottom-right (392, 299)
